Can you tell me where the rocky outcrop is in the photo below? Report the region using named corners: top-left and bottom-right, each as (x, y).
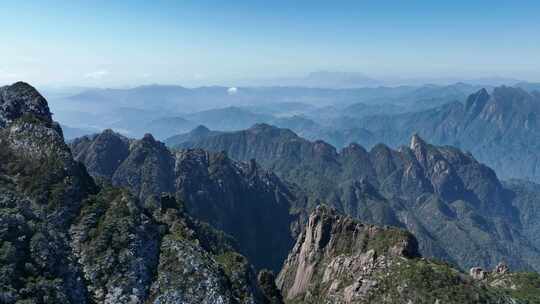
top-left (71, 130), bottom-right (299, 272)
top-left (0, 82), bottom-right (52, 127)
top-left (470, 262), bottom-right (510, 281)
top-left (0, 82), bottom-right (98, 303)
top-left (112, 133), bottom-right (176, 200)
top-left (70, 129), bottom-right (131, 179)
top-left (357, 86), bottom-right (540, 183)
top-left (277, 207), bottom-right (540, 303)
top-left (277, 206), bottom-right (418, 302)
top-left (0, 82), bottom-right (271, 303)
top-left (181, 123), bottom-right (540, 272)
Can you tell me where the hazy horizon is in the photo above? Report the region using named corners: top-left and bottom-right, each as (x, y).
top-left (1, 1), bottom-right (540, 87)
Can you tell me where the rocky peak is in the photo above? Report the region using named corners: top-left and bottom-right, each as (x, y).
top-left (278, 206), bottom-right (433, 302)
top-left (249, 123), bottom-right (275, 133)
top-left (409, 133), bottom-right (431, 169)
top-left (71, 129), bottom-right (131, 179)
top-left (312, 140), bottom-right (337, 159)
top-left (142, 132), bottom-right (157, 143)
top-left (248, 123), bottom-right (297, 138)
top-left (409, 133), bottom-right (427, 152)
top-left (470, 262), bottom-right (510, 281)
top-left (277, 205), bottom-right (540, 303)
top-left (0, 81), bottom-right (52, 127)
top-left (192, 124), bottom-right (211, 134)
top-left (341, 142), bottom-right (368, 155)
top-left (465, 88), bottom-right (490, 116)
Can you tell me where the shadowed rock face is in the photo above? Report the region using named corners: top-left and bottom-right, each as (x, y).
top-left (71, 129), bottom-right (298, 272)
top-left (277, 206), bottom-right (540, 304)
top-left (180, 123), bottom-right (540, 272)
top-left (70, 129), bottom-right (131, 179)
top-left (0, 82), bottom-right (278, 304)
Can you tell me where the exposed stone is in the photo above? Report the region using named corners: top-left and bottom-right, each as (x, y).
top-left (0, 82), bottom-right (52, 127)
top-left (495, 262), bottom-right (509, 274)
top-left (469, 267), bottom-right (487, 280)
top-left (0, 81), bottom-right (267, 304)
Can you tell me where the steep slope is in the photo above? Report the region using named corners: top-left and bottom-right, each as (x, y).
top-left (181, 123), bottom-right (540, 272)
top-left (0, 82), bottom-right (96, 303)
top-left (0, 82), bottom-right (278, 304)
top-left (354, 86), bottom-right (540, 182)
top-left (71, 130), bottom-right (298, 271)
top-left (70, 129), bottom-right (132, 179)
top-left (277, 206), bottom-right (540, 304)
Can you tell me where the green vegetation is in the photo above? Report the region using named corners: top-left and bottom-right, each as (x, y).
top-left (492, 272), bottom-right (540, 303)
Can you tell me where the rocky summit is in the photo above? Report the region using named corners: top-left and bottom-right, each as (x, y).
top-left (0, 82), bottom-right (280, 304)
top-left (0, 82), bottom-right (53, 128)
top-left (354, 86), bottom-right (540, 183)
top-left (2, 81), bottom-right (540, 304)
top-left (71, 129), bottom-right (299, 272)
top-left (277, 206), bottom-right (540, 304)
top-left (181, 123), bottom-right (540, 273)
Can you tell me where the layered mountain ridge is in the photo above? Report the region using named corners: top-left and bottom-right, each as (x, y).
top-left (4, 81), bottom-right (540, 303)
top-left (71, 128), bottom-right (298, 272)
top-left (351, 86), bottom-right (540, 182)
top-left (180, 123), bottom-right (540, 272)
top-left (0, 82), bottom-right (279, 303)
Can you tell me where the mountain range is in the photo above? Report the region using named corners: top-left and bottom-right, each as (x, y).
top-left (70, 129), bottom-right (298, 272)
top-left (3, 81), bottom-right (540, 303)
top-left (347, 86), bottom-right (540, 182)
top-left (177, 123), bottom-right (540, 273)
top-left (0, 82), bottom-right (285, 303)
top-left (163, 85), bottom-right (540, 184)
top-left (45, 82), bottom-right (485, 140)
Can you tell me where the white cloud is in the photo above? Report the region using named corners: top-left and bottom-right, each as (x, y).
top-left (227, 87), bottom-right (238, 95)
top-left (84, 70), bottom-right (109, 80)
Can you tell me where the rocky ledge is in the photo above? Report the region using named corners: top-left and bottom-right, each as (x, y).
top-left (276, 206), bottom-right (540, 304)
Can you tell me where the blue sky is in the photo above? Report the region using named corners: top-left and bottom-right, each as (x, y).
top-left (1, 0), bottom-right (539, 86)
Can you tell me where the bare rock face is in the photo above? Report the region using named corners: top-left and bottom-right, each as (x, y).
top-left (470, 262), bottom-right (510, 281)
top-left (0, 82), bottom-right (271, 304)
top-left (277, 206), bottom-right (538, 304)
top-left (0, 82), bottom-right (52, 127)
top-left (179, 123), bottom-right (539, 273)
top-left (495, 262), bottom-right (509, 274)
top-left (71, 132), bottom-right (298, 272)
top-left (470, 267), bottom-right (488, 280)
top-left (0, 82), bottom-right (96, 303)
top-left (277, 206), bottom-right (419, 303)
top-left (70, 129), bottom-right (131, 179)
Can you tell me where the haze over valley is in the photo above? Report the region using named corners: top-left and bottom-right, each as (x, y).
top-left (3, 1), bottom-right (540, 303)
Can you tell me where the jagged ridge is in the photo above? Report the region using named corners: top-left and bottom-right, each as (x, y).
top-left (180, 123), bottom-right (540, 272)
top-left (0, 82), bottom-right (279, 304)
top-left (277, 206), bottom-right (540, 303)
